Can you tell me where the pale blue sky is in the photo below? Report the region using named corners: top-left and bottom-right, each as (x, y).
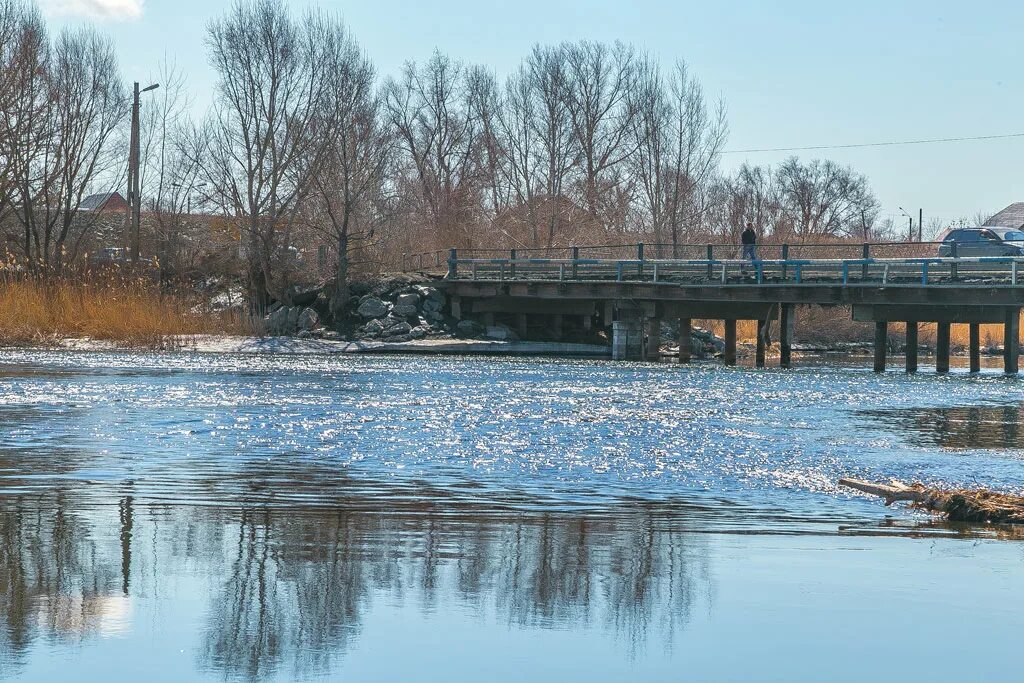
top-left (45, 0), bottom-right (1024, 232)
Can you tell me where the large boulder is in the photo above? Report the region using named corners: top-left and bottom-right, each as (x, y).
top-left (361, 319), bottom-right (386, 337)
top-left (384, 321), bottom-right (413, 336)
top-left (357, 297), bottom-right (388, 318)
top-left (396, 292), bottom-right (420, 307)
top-left (264, 306), bottom-right (292, 336)
top-left (297, 308), bottom-right (320, 331)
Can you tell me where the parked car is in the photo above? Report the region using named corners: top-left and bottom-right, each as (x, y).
top-left (938, 227), bottom-right (1024, 258)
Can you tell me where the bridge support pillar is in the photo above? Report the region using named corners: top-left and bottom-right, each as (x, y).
top-left (552, 314), bottom-right (563, 341)
top-left (873, 321), bottom-right (888, 373)
top-left (724, 320), bottom-right (737, 366)
top-left (678, 318), bottom-right (692, 364)
top-left (516, 313), bottom-right (528, 339)
top-left (779, 304), bottom-right (794, 369)
top-left (969, 323), bottom-right (981, 373)
top-left (936, 322), bottom-right (951, 373)
top-left (755, 319), bottom-right (768, 368)
top-left (1004, 308), bottom-right (1020, 375)
top-left (905, 322), bottom-right (918, 374)
top-left (612, 310), bottom-right (644, 361)
top-left (645, 318), bottom-right (662, 360)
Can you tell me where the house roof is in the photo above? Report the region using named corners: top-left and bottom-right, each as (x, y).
top-left (80, 192), bottom-right (126, 211)
top-left (984, 203), bottom-right (1024, 229)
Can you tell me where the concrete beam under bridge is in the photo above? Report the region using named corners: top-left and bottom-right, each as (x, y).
top-left (466, 297), bottom-right (597, 316)
top-left (852, 305), bottom-right (1011, 324)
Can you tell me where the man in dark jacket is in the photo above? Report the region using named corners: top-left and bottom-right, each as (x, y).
top-left (741, 222), bottom-right (757, 261)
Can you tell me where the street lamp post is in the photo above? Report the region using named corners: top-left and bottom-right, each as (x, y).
top-left (126, 81), bottom-right (159, 263)
top-left (898, 207), bottom-right (914, 243)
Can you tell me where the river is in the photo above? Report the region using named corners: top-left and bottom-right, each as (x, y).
top-left (1, 350), bottom-right (1022, 681)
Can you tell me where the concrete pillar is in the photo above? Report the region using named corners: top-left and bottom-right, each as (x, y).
top-left (582, 314), bottom-right (592, 332)
top-left (1005, 308), bottom-right (1020, 375)
top-left (645, 318), bottom-right (661, 360)
top-left (905, 322), bottom-right (918, 374)
top-left (516, 313), bottom-right (529, 339)
top-left (450, 295), bottom-right (462, 319)
top-left (779, 304), bottom-right (794, 369)
top-left (755, 319), bottom-right (768, 368)
top-left (969, 323), bottom-right (981, 373)
top-left (724, 320), bottom-right (737, 366)
top-left (612, 310), bottom-right (644, 361)
top-left (552, 314), bottom-right (564, 340)
top-left (678, 317), bottom-right (692, 364)
top-left (936, 322), bottom-right (951, 374)
top-left (873, 321), bottom-right (888, 373)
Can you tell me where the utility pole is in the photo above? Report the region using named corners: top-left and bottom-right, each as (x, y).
top-left (126, 81), bottom-right (159, 262)
top-left (918, 208), bottom-right (923, 242)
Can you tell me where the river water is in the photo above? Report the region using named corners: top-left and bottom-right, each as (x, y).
top-left (1, 350), bottom-right (1022, 681)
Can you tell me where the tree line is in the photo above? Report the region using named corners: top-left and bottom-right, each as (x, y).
top-left (0, 0), bottom-right (886, 311)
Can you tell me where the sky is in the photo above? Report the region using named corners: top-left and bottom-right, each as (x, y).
top-left (40, 0), bottom-right (1024, 234)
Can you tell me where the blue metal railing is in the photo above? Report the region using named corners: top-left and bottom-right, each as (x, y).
top-left (444, 253), bottom-right (1024, 287)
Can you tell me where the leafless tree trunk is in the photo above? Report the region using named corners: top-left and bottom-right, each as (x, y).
top-left (203, 0), bottom-right (340, 311)
top-left (383, 51), bottom-right (481, 250)
top-left (307, 24), bottom-right (391, 317)
top-left (562, 41), bottom-right (638, 235)
top-left (4, 18), bottom-right (126, 275)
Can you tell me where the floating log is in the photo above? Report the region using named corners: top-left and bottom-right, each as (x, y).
top-left (839, 477), bottom-right (1024, 525)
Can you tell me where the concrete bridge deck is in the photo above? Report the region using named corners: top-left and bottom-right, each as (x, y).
top-left (427, 248), bottom-right (1024, 374)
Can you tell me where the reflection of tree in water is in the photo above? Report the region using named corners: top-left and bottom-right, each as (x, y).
top-left (201, 505), bottom-right (709, 679)
top-left (0, 494), bottom-right (711, 681)
top-left (0, 493), bottom-right (124, 670)
top-left (859, 404), bottom-right (1024, 450)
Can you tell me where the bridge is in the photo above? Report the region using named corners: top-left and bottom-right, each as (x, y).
top-left (405, 241), bottom-right (1024, 374)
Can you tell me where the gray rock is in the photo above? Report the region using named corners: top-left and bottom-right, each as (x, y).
top-left (384, 321), bottom-right (412, 336)
top-left (297, 308), bottom-right (320, 331)
top-left (296, 330), bottom-right (313, 339)
top-left (264, 306), bottom-right (293, 336)
top-left (382, 333), bottom-right (412, 343)
top-left (408, 326), bottom-right (426, 339)
top-left (357, 297), bottom-right (388, 318)
top-left (395, 292), bottom-right (420, 307)
top-left (392, 303), bottom-right (419, 317)
top-left (286, 306), bottom-right (301, 329)
top-left (421, 297), bottom-right (443, 314)
top-left (414, 285), bottom-right (443, 303)
top-left (361, 319), bottom-right (386, 337)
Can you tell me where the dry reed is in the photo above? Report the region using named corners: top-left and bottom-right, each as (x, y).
top-left (0, 277), bottom-right (248, 347)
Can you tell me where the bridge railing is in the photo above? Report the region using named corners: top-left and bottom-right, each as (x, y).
top-left (444, 253), bottom-right (1024, 287)
top-left (401, 241), bottom-right (954, 273)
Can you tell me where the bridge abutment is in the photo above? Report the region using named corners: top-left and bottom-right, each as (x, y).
top-left (611, 310), bottom-right (644, 361)
top-left (1005, 309), bottom-right (1020, 375)
top-left (905, 322), bottom-right (918, 373)
top-left (678, 318), bottom-right (692, 364)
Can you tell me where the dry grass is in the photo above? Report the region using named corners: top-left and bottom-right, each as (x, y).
top-left (697, 307), bottom-right (1022, 348)
top-left (0, 277), bottom-right (249, 347)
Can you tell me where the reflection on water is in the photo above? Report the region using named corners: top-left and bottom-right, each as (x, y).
top-left (3, 351), bottom-right (1024, 680)
top-left (1, 492), bottom-right (708, 681)
top-left (859, 403), bottom-right (1024, 450)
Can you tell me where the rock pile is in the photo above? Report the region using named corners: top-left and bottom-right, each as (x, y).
top-left (264, 304), bottom-right (323, 337)
top-left (352, 284), bottom-right (449, 342)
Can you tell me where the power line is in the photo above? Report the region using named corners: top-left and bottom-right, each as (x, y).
top-left (723, 132), bottom-right (1024, 154)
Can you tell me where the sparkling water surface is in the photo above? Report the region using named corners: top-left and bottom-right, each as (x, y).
top-left (1, 350), bottom-right (1022, 682)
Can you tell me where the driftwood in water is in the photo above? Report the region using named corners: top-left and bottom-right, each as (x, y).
top-left (839, 478), bottom-right (1024, 525)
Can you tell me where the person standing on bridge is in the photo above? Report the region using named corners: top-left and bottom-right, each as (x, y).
top-left (741, 222), bottom-right (758, 273)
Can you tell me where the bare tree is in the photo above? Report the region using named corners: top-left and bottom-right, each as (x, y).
top-left (308, 24), bottom-right (391, 315)
top-left (383, 51), bottom-right (482, 250)
top-left (774, 157), bottom-right (878, 238)
top-left (561, 41), bottom-right (638, 233)
top-left (203, 0), bottom-right (340, 310)
top-left (5, 22), bottom-right (126, 273)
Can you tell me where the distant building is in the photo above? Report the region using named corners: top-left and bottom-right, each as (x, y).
top-left (79, 192), bottom-right (128, 213)
top-left (984, 203), bottom-right (1024, 229)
